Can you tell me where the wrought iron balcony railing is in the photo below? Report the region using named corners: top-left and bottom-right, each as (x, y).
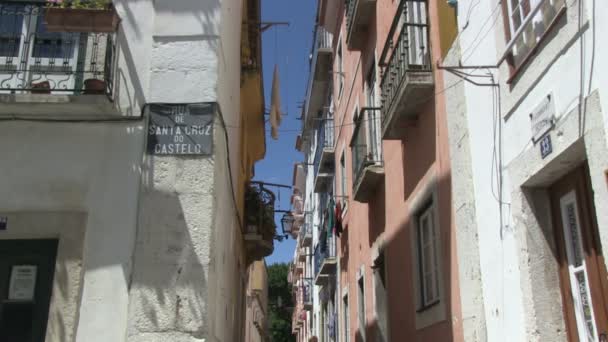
top-left (302, 25), bottom-right (332, 128)
top-left (379, 0), bottom-right (432, 134)
top-left (351, 107), bottom-right (383, 185)
top-left (244, 182), bottom-right (277, 261)
top-left (314, 230), bottom-right (336, 284)
top-left (313, 117), bottom-right (334, 170)
top-left (0, 2), bottom-right (115, 95)
top-left (345, 0), bottom-right (376, 49)
top-left (345, 0), bottom-right (357, 37)
top-left (315, 25), bottom-right (332, 52)
top-left (299, 278), bottom-right (313, 309)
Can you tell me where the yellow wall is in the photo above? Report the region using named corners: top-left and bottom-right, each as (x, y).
top-left (437, 0), bottom-right (458, 59)
top-left (238, 0), bottom-right (266, 217)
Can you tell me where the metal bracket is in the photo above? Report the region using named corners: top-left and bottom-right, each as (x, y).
top-left (436, 60), bottom-right (499, 87)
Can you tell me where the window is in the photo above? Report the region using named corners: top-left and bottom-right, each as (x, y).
top-left (340, 152), bottom-right (347, 207)
top-left (357, 275), bottom-right (366, 340)
top-left (0, 4), bottom-right (24, 58)
top-left (502, 0), bottom-right (566, 71)
top-left (417, 202), bottom-right (440, 308)
top-left (336, 39), bottom-right (344, 100)
top-left (373, 251), bottom-right (388, 342)
top-left (365, 63), bottom-right (382, 162)
top-left (343, 293), bottom-right (350, 342)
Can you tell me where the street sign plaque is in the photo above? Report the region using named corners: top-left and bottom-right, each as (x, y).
top-left (147, 103), bottom-right (214, 155)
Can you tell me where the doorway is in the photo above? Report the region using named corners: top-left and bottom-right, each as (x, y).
top-left (0, 239), bottom-right (58, 342)
top-left (550, 164), bottom-right (608, 341)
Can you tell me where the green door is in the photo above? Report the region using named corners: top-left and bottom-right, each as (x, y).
top-left (0, 239), bottom-right (57, 342)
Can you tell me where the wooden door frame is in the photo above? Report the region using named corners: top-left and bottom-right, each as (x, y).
top-left (550, 164), bottom-right (608, 341)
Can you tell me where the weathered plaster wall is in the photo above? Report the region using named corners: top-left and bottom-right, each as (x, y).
top-left (447, 0), bottom-right (608, 340)
top-left (127, 0), bottom-right (249, 341)
top-left (0, 212), bottom-right (86, 342)
top-left (443, 41), bottom-right (488, 342)
top-left (0, 121), bottom-right (145, 342)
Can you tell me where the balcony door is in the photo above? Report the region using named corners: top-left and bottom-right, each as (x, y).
top-left (0, 4), bottom-right (81, 93)
top-left (550, 164), bottom-right (608, 342)
top-left (366, 64), bottom-right (381, 162)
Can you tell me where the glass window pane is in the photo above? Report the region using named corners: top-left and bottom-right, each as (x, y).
top-left (511, 11), bottom-right (523, 31)
top-left (32, 15), bottom-right (76, 59)
top-left (0, 5), bottom-right (24, 57)
top-left (565, 203), bottom-right (583, 267)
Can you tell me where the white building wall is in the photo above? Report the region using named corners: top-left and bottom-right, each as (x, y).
top-left (446, 0), bottom-right (608, 340)
top-left (0, 0), bottom-right (248, 341)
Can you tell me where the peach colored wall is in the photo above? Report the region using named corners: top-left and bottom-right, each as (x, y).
top-left (330, 0), bottom-right (464, 341)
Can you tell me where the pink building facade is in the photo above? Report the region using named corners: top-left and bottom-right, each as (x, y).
top-left (290, 0), bottom-right (464, 341)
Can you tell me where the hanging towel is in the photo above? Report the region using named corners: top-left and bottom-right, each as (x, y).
top-left (335, 201), bottom-right (343, 237)
top-left (270, 64), bottom-right (282, 140)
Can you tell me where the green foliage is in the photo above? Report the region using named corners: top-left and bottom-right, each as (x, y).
top-left (47, 0), bottom-right (112, 9)
top-left (245, 184), bottom-right (277, 239)
top-left (268, 263), bottom-right (296, 342)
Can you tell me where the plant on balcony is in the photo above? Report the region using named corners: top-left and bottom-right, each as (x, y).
top-left (245, 183), bottom-right (277, 242)
top-left (45, 0), bottom-right (120, 33)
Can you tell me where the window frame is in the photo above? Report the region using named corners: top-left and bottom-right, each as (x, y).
top-left (343, 291), bottom-right (350, 342)
top-left (372, 250), bottom-right (389, 342)
top-left (357, 271), bottom-right (366, 341)
top-left (500, 0), bottom-right (568, 81)
top-left (416, 201), bottom-right (441, 310)
top-left (336, 37), bottom-right (344, 101)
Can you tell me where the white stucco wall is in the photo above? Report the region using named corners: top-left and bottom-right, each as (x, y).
top-left (0, 121), bottom-right (145, 342)
top-left (447, 0), bottom-right (608, 340)
top-left (0, 0), bottom-right (249, 341)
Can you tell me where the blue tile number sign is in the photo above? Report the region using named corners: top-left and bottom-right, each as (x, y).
top-left (540, 134), bottom-right (553, 159)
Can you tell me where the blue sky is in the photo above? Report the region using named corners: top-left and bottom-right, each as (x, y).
top-left (254, 0), bottom-right (316, 265)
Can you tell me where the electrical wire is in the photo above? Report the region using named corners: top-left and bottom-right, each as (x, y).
top-left (216, 105), bottom-right (245, 231)
top-left (460, 1), bottom-right (502, 61)
top-left (226, 77), bottom-right (466, 134)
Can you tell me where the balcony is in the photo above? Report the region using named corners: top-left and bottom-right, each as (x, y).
top-left (379, 0), bottom-right (433, 140)
top-left (300, 279), bottom-right (313, 310)
top-left (313, 117), bottom-right (335, 192)
top-left (297, 247), bottom-right (307, 262)
top-left (0, 2), bottom-right (120, 118)
top-left (345, 0), bottom-right (376, 50)
top-left (299, 220), bottom-right (312, 248)
top-left (351, 107), bottom-right (384, 203)
top-left (314, 232), bottom-right (337, 286)
top-left (244, 182), bottom-right (276, 262)
top-left (302, 25), bottom-right (333, 128)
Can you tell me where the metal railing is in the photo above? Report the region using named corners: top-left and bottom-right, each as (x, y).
top-left (245, 182), bottom-right (277, 241)
top-left (313, 117), bottom-right (335, 176)
top-left (351, 107), bottom-right (383, 186)
top-left (316, 25), bottom-right (332, 51)
top-left (314, 230), bottom-right (336, 277)
top-left (298, 220), bottom-right (312, 244)
top-left (379, 0), bottom-right (431, 123)
top-left (345, 0), bottom-right (357, 37)
top-left (0, 2), bottom-right (115, 95)
top-left (300, 278), bottom-right (313, 306)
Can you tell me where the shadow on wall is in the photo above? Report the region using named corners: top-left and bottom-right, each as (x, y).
top-left (402, 100), bottom-right (436, 202)
top-left (112, 0), bottom-right (222, 116)
top-left (382, 171), bottom-right (454, 341)
top-left (127, 154), bottom-right (215, 340)
top-left (368, 182), bottom-right (386, 246)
